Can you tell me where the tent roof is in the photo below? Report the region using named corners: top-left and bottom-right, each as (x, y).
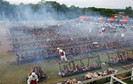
top-left (97, 17), bottom-right (104, 20)
top-left (79, 16), bottom-right (88, 19)
top-left (127, 18), bottom-right (133, 22)
top-left (102, 17), bottom-right (108, 21)
top-left (107, 17), bottom-right (115, 21)
top-left (119, 18), bottom-right (128, 22)
top-left (114, 17), bottom-right (121, 22)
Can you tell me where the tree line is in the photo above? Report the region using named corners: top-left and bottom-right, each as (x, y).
top-left (0, 0), bottom-right (132, 20)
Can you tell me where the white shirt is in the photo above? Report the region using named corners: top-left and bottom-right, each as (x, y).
top-left (27, 74), bottom-right (38, 84)
top-left (121, 33), bottom-right (124, 37)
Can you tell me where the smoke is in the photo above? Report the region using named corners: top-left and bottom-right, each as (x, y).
top-left (0, 1), bottom-right (133, 64)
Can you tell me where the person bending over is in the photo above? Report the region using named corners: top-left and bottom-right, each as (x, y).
top-left (27, 72), bottom-right (38, 84)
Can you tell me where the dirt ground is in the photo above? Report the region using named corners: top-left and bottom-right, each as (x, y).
top-left (0, 25), bottom-right (132, 84)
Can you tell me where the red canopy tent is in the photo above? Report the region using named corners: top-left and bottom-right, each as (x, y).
top-left (97, 17), bottom-right (104, 20)
top-left (107, 17), bottom-right (115, 21)
top-left (119, 18), bottom-right (128, 23)
top-left (79, 16), bottom-right (88, 19)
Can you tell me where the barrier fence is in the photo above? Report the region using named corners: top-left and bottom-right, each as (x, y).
top-left (78, 69), bottom-right (133, 84)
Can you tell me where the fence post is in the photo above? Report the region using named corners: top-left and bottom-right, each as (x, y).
top-left (131, 68), bottom-right (133, 81)
top-left (110, 74), bottom-right (113, 84)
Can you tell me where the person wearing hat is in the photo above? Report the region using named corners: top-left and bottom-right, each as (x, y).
top-left (27, 72), bottom-right (38, 84)
top-left (57, 48), bottom-right (67, 61)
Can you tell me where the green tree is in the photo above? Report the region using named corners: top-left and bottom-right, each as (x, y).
top-left (125, 6), bottom-right (132, 17)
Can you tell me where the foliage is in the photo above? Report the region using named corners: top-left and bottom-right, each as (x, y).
top-left (125, 6), bottom-right (133, 17)
top-left (0, 0), bottom-right (131, 20)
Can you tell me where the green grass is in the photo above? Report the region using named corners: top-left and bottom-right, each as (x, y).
top-left (0, 47), bottom-right (133, 84)
top-left (123, 79), bottom-right (133, 84)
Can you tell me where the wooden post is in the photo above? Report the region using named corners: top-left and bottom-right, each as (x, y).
top-left (110, 74), bottom-right (114, 84)
top-left (111, 74), bottom-right (127, 84)
top-left (131, 68), bottom-right (133, 81)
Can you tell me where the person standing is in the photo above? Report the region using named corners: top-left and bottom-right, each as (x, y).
top-left (121, 33), bottom-right (124, 40)
top-left (57, 48), bottom-right (68, 61)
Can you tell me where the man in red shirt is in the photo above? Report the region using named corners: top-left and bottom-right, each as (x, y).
top-left (57, 48), bottom-right (67, 61)
top-left (27, 72), bottom-right (38, 84)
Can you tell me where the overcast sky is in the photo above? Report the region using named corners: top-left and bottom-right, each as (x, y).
top-left (4, 0), bottom-right (133, 9)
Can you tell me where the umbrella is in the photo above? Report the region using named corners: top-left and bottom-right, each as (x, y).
top-left (102, 17), bottom-right (108, 21)
top-left (127, 18), bottom-right (133, 23)
top-left (79, 16), bottom-right (88, 19)
top-left (107, 17), bottom-right (115, 22)
top-left (97, 17), bottom-right (104, 20)
top-left (119, 18), bottom-right (128, 23)
top-left (114, 17), bottom-right (121, 22)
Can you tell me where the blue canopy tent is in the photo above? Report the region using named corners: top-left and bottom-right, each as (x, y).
top-left (88, 16), bottom-right (95, 21)
top-left (127, 18), bottom-right (133, 23)
top-left (113, 17), bottom-right (121, 22)
top-left (102, 17), bottom-right (108, 21)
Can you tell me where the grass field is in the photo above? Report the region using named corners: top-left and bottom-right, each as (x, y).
top-left (0, 49), bottom-right (131, 84)
top-left (124, 79), bottom-right (133, 84)
top-left (0, 28), bottom-right (133, 84)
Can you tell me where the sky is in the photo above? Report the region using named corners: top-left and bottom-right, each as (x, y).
top-left (4, 0), bottom-right (133, 9)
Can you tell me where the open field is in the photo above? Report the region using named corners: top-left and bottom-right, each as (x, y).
top-left (0, 26), bottom-right (133, 84)
top-left (0, 49), bottom-right (131, 84)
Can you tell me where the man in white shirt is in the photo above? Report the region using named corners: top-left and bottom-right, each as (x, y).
top-left (121, 33), bottom-right (124, 40)
top-left (27, 72), bottom-right (38, 84)
top-left (57, 48), bottom-right (67, 61)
